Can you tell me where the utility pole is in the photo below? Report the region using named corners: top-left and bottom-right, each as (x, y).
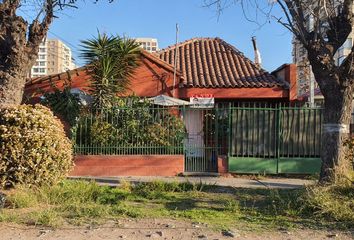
top-left (173, 23), bottom-right (179, 97)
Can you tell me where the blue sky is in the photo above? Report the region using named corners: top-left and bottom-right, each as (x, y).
top-left (45, 0), bottom-right (292, 71)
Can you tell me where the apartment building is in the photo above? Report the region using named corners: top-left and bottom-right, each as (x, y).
top-left (135, 38), bottom-right (159, 53)
top-left (292, 4), bottom-right (354, 100)
top-left (31, 39), bottom-right (75, 78)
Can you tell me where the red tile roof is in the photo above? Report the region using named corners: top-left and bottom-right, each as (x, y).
top-left (157, 37), bottom-right (287, 88)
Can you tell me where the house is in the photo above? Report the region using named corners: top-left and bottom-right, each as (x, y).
top-left (25, 37), bottom-right (307, 177)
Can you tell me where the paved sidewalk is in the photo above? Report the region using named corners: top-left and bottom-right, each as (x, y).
top-left (68, 176), bottom-right (315, 189)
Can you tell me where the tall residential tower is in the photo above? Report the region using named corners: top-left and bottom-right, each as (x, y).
top-left (30, 39), bottom-right (76, 78)
top-left (135, 38), bottom-right (159, 53)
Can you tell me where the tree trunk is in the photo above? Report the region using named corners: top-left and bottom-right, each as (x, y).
top-left (0, 5), bottom-right (30, 106)
top-left (0, 68), bottom-right (28, 105)
top-left (320, 84), bottom-right (353, 183)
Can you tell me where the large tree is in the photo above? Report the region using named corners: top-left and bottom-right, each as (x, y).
top-left (205, 0), bottom-right (353, 183)
top-left (0, 0), bottom-right (102, 106)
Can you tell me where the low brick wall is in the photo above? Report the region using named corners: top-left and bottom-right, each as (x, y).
top-left (218, 155), bottom-right (228, 174)
top-left (70, 155), bottom-right (184, 177)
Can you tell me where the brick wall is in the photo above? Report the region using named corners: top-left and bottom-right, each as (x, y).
top-left (70, 155), bottom-right (184, 177)
top-left (217, 155), bottom-right (228, 175)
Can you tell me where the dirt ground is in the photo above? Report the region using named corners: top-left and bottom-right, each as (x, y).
top-left (0, 218), bottom-right (352, 240)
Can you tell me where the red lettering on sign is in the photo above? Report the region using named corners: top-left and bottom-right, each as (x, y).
top-left (191, 94), bottom-right (214, 98)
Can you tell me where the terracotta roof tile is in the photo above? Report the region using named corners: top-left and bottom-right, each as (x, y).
top-left (157, 37), bottom-right (287, 88)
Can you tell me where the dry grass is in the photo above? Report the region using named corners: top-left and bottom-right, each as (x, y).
top-left (0, 180), bottom-right (352, 230)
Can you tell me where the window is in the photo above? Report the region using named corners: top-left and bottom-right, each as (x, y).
top-left (39, 61), bottom-right (46, 66)
top-left (39, 54), bottom-right (46, 60)
top-left (39, 68), bottom-right (45, 73)
top-left (39, 48), bottom-right (46, 53)
top-left (33, 68), bottom-right (39, 73)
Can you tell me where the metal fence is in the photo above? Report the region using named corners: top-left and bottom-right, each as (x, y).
top-left (72, 103), bottom-right (324, 174)
top-left (73, 107), bottom-right (185, 155)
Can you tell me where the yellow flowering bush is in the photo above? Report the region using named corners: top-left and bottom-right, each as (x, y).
top-left (0, 104), bottom-right (73, 188)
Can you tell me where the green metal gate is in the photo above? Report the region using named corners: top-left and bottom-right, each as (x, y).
top-left (228, 104), bottom-right (323, 174)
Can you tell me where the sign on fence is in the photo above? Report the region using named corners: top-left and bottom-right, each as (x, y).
top-left (190, 94), bottom-right (215, 108)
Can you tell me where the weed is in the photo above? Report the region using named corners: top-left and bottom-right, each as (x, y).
top-left (302, 183), bottom-right (354, 226)
top-left (224, 199), bottom-right (240, 213)
top-left (6, 187), bottom-right (38, 208)
top-left (40, 180), bottom-right (102, 204)
top-left (59, 203), bottom-right (109, 219)
top-left (110, 204), bottom-right (143, 218)
top-left (119, 180), bottom-right (132, 192)
top-left (96, 187), bottom-right (129, 204)
top-left (27, 209), bottom-right (61, 227)
top-left (0, 210), bottom-right (20, 223)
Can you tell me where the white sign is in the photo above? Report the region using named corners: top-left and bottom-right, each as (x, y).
top-left (190, 94), bottom-right (215, 108)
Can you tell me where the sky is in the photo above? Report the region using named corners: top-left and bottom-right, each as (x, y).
top-left (42, 0), bottom-right (292, 71)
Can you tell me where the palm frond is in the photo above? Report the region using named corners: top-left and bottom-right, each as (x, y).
top-left (80, 33), bottom-right (141, 108)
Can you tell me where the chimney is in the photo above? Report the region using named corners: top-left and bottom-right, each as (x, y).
top-left (252, 36), bottom-right (262, 68)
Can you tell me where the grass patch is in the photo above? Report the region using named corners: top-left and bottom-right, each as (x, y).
top-left (26, 209), bottom-right (62, 227)
top-left (303, 183), bottom-right (354, 223)
top-left (6, 187), bottom-right (38, 209)
top-left (0, 179), bottom-right (353, 230)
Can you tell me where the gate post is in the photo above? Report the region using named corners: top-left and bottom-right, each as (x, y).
top-left (182, 105), bottom-right (186, 173)
top-left (227, 102), bottom-right (232, 160)
top-left (276, 103), bottom-right (282, 174)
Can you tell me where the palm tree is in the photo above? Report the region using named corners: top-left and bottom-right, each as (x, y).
top-left (80, 33), bottom-right (141, 108)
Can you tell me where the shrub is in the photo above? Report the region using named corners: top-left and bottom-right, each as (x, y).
top-left (41, 80), bottom-right (82, 127)
top-left (90, 121), bottom-right (117, 146)
top-left (0, 104), bottom-right (73, 188)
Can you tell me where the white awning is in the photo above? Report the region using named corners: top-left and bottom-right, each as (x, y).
top-left (147, 95), bottom-right (192, 106)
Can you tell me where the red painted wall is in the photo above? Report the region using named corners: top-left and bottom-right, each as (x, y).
top-left (272, 64), bottom-right (297, 101)
top-left (25, 53), bottom-right (292, 101)
top-left (177, 87), bottom-right (288, 99)
top-left (124, 58), bottom-right (179, 97)
top-left (70, 155), bottom-right (184, 177)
